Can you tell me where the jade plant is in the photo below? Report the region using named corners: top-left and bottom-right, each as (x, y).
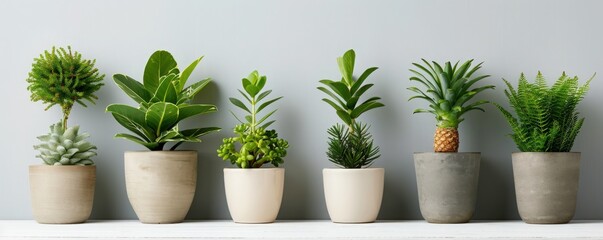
top-left (408, 59), bottom-right (494, 152)
top-left (26, 46), bottom-right (104, 165)
top-left (217, 71), bottom-right (289, 168)
top-left (106, 50), bottom-right (220, 151)
top-left (318, 49), bottom-right (384, 168)
top-left (495, 72), bottom-right (593, 152)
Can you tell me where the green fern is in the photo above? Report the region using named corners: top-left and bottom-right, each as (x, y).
top-left (495, 72), bottom-right (593, 152)
top-left (327, 122), bottom-right (380, 168)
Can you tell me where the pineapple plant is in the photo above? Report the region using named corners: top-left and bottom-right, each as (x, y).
top-left (408, 59), bottom-right (494, 152)
top-left (34, 122), bottom-right (97, 166)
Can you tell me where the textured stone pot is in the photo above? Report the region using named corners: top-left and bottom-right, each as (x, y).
top-left (414, 152), bottom-right (480, 223)
top-left (512, 152), bottom-right (580, 224)
top-left (323, 168), bottom-right (384, 223)
top-left (224, 168), bottom-right (284, 223)
top-left (125, 151), bottom-right (197, 224)
top-left (29, 165), bottom-right (95, 224)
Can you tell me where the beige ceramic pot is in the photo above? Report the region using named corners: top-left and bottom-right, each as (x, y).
top-left (323, 168), bottom-right (384, 223)
top-left (125, 151), bottom-right (197, 224)
top-left (29, 165), bottom-right (96, 224)
top-left (224, 168), bottom-right (285, 223)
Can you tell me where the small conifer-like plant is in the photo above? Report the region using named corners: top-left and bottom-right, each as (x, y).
top-left (318, 49), bottom-right (384, 168)
top-left (27, 46), bottom-right (103, 165)
top-left (217, 71), bottom-right (289, 168)
top-left (408, 59), bottom-right (494, 152)
top-left (106, 50), bottom-right (220, 151)
top-left (495, 72), bottom-right (593, 152)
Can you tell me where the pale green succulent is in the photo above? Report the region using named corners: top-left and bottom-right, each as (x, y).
top-left (34, 122), bottom-right (97, 166)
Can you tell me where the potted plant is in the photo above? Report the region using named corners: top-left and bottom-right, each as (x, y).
top-left (106, 50), bottom-right (220, 224)
top-left (217, 70), bottom-right (289, 223)
top-left (26, 46), bottom-right (104, 224)
top-left (317, 49), bottom-right (385, 223)
top-left (495, 72), bottom-right (592, 224)
top-left (407, 59), bottom-right (494, 223)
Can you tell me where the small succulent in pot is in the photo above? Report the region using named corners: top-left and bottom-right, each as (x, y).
top-left (318, 49), bottom-right (384, 168)
top-left (106, 50), bottom-right (220, 151)
top-left (27, 46), bottom-right (104, 165)
top-left (217, 70), bottom-right (289, 168)
top-left (408, 59), bottom-right (494, 152)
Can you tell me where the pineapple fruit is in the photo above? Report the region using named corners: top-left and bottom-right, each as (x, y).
top-left (408, 59), bottom-right (494, 152)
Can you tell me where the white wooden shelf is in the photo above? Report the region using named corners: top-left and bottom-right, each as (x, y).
top-left (1, 220), bottom-right (603, 239)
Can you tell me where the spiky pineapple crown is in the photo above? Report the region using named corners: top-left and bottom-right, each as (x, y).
top-left (408, 59), bottom-right (494, 129)
top-left (34, 122), bottom-right (97, 166)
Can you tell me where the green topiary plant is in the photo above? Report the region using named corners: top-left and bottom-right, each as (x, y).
top-left (318, 49), bottom-right (384, 168)
top-left (106, 50), bottom-right (220, 151)
top-left (27, 46), bottom-right (105, 128)
top-left (495, 72), bottom-right (593, 152)
top-left (27, 46), bottom-right (103, 166)
top-left (34, 122), bottom-right (97, 166)
top-left (217, 71), bottom-right (289, 168)
top-left (408, 59), bottom-right (494, 152)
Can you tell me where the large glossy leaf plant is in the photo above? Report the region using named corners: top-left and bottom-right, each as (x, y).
top-left (106, 50), bottom-right (220, 151)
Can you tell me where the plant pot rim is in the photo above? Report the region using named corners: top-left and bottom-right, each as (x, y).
top-left (413, 152), bottom-right (480, 154)
top-left (224, 168), bottom-right (284, 171)
top-left (125, 150), bottom-right (197, 153)
top-left (29, 164), bottom-right (96, 168)
top-left (323, 167), bottom-right (384, 171)
top-left (512, 152), bottom-right (580, 154)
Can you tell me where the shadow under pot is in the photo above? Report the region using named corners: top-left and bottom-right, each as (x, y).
top-left (124, 151), bottom-right (197, 224)
top-left (512, 152), bottom-right (580, 224)
top-left (323, 168), bottom-right (384, 223)
top-left (223, 168), bottom-right (285, 223)
top-left (414, 152), bottom-right (480, 223)
top-left (29, 165), bottom-right (96, 224)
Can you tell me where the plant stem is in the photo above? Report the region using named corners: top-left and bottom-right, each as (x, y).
top-left (251, 96), bottom-right (257, 132)
top-left (62, 105), bottom-right (72, 130)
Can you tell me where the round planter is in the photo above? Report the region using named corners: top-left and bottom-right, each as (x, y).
top-left (224, 168), bottom-right (285, 223)
top-left (414, 152), bottom-right (480, 223)
top-left (29, 165), bottom-right (96, 224)
top-left (124, 151), bottom-right (197, 224)
top-left (512, 152), bottom-right (580, 224)
top-left (323, 168), bottom-right (384, 223)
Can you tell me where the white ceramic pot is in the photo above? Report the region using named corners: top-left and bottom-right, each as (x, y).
top-left (323, 168), bottom-right (384, 223)
top-left (29, 165), bottom-right (96, 224)
top-left (224, 168), bottom-right (285, 223)
top-left (124, 151), bottom-right (197, 224)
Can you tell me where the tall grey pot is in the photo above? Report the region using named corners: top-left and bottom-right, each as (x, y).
top-left (512, 152), bottom-right (580, 224)
top-left (414, 152), bottom-right (480, 223)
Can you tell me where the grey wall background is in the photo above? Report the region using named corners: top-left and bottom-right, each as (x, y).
top-left (2, 0), bottom-right (603, 220)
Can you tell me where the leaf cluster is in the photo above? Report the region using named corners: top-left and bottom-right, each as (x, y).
top-left (495, 72), bottom-right (592, 152)
top-left (106, 50), bottom-right (220, 151)
top-left (217, 71), bottom-right (288, 168)
top-left (327, 122), bottom-right (380, 168)
top-left (408, 59), bottom-right (493, 128)
top-left (318, 49), bottom-right (384, 127)
top-left (26, 46), bottom-right (104, 127)
top-left (34, 122), bottom-right (97, 166)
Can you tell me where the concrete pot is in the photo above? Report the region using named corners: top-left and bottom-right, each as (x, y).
top-left (323, 168), bottom-right (384, 223)
top-left (224, 168), bottom-right (284, 223)
top-left (512, 152), bottom-right (580, 224)
top-left (414, 152), bottom-right (480, 223)
top-left (124, 151), bottom-right (197, 224)
top-left (29, 165), bottom-right (95, 224)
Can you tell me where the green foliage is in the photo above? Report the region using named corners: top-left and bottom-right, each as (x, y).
top-left (495, 72), bottom-right (592, 152)
top-left (26, 46), bottom-right (105, 128)
top-left (106, 50), bottom-right (220, 151)
top-left (34, 122), bottom-right (97, 166)
top-left (319, 49), bottom-right (383, 168)
top-left (318, 49), bottom-right (384, 128)
top-left (327, 122), bottom-right (380, 168)
top-left (408, 59), bottom-right (493, 128)
top-left (217, 71), bottom-right (289, 168)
